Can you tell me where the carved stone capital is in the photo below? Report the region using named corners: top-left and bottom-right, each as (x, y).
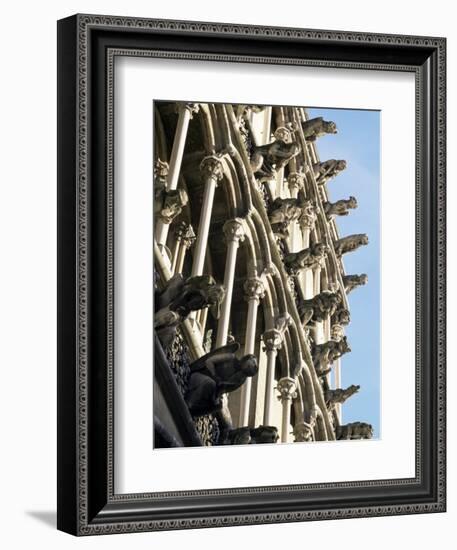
top-left (243, 277), bottom-right (265, 302)
top-left (154, 158), bottom-right (169, 181)
top-left (182, 102), bottom-right (200, 117)
top-left (223, 218), bottom-right (245, 243)
top-left (158, 188), bottom-right (189, 224)
top-left (174, 221), bottom-right (196, 249)
top-left (262, 263), bottom-right (277, 277)
top-left (277, 377), bottom-right (297, 402)
top-left (262, 329), bottom-right (283, 353)
top-left (330, 323), bottom-right (345, 342)
top-left (299, 200), bottom-right (318, 230)
top-left (287, 171), bottom-right (305, 192)
top-left (200, 155), bottom-right (224, 183)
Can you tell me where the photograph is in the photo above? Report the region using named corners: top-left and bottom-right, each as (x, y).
top-left (153, 101), bottom-right (380, 448)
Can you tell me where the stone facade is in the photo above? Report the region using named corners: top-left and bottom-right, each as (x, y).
top-left (153, 101), bottom-right (372, 446)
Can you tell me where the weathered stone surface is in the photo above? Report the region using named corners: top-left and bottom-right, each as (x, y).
top-left (194, 415), bottom-right (220, 446)
top-left (164, 328), bottom-right (191, 396)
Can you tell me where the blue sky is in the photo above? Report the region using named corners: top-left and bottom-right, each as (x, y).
top-left (308, 107), bottom-right (381, 438)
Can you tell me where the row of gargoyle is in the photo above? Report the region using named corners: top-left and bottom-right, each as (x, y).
top-left (249, 116), bottom-right (340, 179)
top-left (249, 114), bottom-right (373, 439)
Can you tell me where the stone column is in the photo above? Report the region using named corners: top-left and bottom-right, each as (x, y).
top-left (198, 307), bottom-right (209, 336)
top-left (277, 377), bottom-right (297, 443)
top-left (311, 261), bottom-right (325, 346)
top-left (239, 277), bottom-right (265, 426)
top-left (262, 329), bottom-right (283, 426)
top-left (191, 156), bottom-right (224, 277)
top-left (313, 264), bottom-right (322, 297)
top-left (298, 201), bottom-right (317, 298)
top-left (287, 172), bottom-right (305, 252)
top-left (333, 358), bottom-right (342, 422)
top-left (171, 222), bottom-right (195, 275)
top-left (299, 201), bottom-right (317, 249)
top-left (273, 127), bottom-right (292, 198)
top-left (331, 323), bottom-right (344, 421)
top-left (155, 103), bottom-right (199, 247)
top-left (215, 219), bottom-right (245, 347)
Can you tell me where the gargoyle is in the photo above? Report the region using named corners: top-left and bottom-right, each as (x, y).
top-left (298, 291), bottom-right (341, 326)
top-left (343, 274), bottom-right (368, 294)
top-left (250, 139), bottom-right (300, 178)
top-left (268, 192), bottom-right (308, 225)
top-left (224, 427), bottom-right (252, 445)
top-left (325, 384), bottom-right (360, 406)
top-left (301, 117), bottom-right (337, 141)
top-left (331, 305), bottom-right (351, 326)
top-left (283, 242), bottom-right (328, 275)
top-left (323, 196), bottom-right (358, 219)
top-left (156, 274), bottom-right (225, 317)
top-left (336, 422), bottom-right (373, 440)
top-left (224, 425), bottom-right (279, 445)
top-left (334, 234), bottom-right (369, 257)
top-left (312, 337), bottom-right (351, 375)
top-left (312, 159), bottom-right (347, 185)
top-left (250, 426), bottom-right (279, 444)
top-left (185, 342), bottom-right (258, 417)
top-left (155, 274), bottom-right (225, 346)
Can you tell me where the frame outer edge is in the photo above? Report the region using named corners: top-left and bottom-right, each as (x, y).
top-left (60, 13), bottom-right (447, 535)
top-left (57, 14), bottom-right (79, 536)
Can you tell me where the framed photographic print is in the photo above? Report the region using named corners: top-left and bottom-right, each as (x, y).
top-left (57, 14), bottom-right (446, 535)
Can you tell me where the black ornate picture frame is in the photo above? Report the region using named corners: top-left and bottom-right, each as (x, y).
top-left (57, 14), bottom-right (446, 535)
